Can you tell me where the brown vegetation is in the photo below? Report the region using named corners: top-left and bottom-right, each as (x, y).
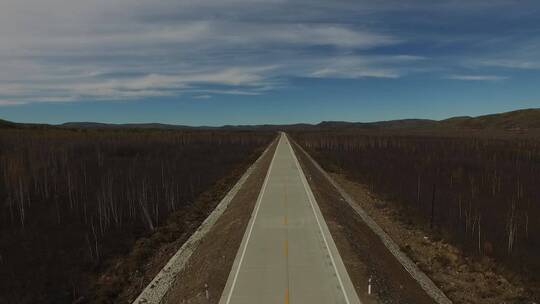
top-left (290, 129), bottom-right (540, 299)
top-left (0, 127), bottom-right (272, 303)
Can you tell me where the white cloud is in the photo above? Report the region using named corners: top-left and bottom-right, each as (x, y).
top-left (0, 66), bottom-right (281, 105)
top-left (477, 59), bottom-right (540, 70)
top-left (242, 24), bottom-right (398, 48)
top-left (310, 68), bottom-right (399, 78)
top-left (305, 55), bottom-right (418, 79)
top-left (446, 75), bottom-right (508, 81)
top-left (193, 95), bottom-right (212, 99)
top-left (181, 66), bottom-right (277, 86)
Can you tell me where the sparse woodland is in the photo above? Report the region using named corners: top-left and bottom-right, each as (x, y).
top-left (0, 127), bottom-right (272, 303)
top-left (291, 130), bottom-right (540, 288)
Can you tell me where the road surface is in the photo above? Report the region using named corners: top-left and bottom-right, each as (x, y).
top-left (219, 133), bottom-right (361, 304)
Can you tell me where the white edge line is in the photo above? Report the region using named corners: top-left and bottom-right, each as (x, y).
top-left (285, 134), bottom-right (354, 304)
top-left (224, 133), bottom-right (282, 304)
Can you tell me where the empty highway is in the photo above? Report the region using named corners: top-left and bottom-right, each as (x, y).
top-left (219, 133), bottom-right (361, 304)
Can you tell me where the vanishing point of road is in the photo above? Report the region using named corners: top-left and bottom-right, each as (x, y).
top-left (219, 133), bottom-right (362, 304)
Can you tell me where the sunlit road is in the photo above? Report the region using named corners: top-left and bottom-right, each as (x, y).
top-left (219, 133), bottom-right (361, 304)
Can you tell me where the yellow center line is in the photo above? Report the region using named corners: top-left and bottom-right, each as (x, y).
top-left (285, 288), bottom-right (289, 304)
top-left (283, 215), bottom-right (288, 225)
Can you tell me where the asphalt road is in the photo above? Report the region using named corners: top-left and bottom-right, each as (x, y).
top-left (219, 133), bottom-right (361, 304)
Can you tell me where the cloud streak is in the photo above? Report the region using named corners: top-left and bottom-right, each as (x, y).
top-left (446, 75), bottom-right (508, 81)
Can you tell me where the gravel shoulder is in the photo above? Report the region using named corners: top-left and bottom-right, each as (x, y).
top-left (330, 174), bottom-right (531, 304)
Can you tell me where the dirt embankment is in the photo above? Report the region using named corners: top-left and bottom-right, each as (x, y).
top-left (87, 139), bottom-right (278, 303)
top-left (290, 141), bottom-right (437, 304)
top-left (331, 175), bottom-right (533, 304)
top-left (162, 139), bottom-right (278, 303)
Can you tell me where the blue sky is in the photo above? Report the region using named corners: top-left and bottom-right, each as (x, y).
top-left (1, 0), bottom-right (540, 125)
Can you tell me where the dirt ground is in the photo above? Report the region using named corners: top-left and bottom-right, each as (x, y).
top-left (330, 174), bottom-right (535, 304)
top-left (163, 140), bottom-right (278, 303)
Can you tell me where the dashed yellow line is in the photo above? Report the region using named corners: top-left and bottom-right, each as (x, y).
top-left (284, 179), bottom-right (288, 205)
top-left (283, 215), bottom-right (288, 225)
top-left (285, 288), bottom-right (289, 304)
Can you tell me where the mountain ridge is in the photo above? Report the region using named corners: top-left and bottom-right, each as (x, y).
top-left (2, 108), bottom-right (540, 131)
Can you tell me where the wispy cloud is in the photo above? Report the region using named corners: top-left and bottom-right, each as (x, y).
top-left (446, 75), bottom-right (508, 81)
top-left (0, 66), bottom-right (280, 105)
top-left (0, 20), bottom-right (403, 103)
top-left (310, 68), bottom-right (399, 79)
top-left (193, 94), bottom-right (212, 99)
top-left (306, 55), bottom-right (426, 79)
top-left (477, 59), bottom-right (540, 70)
top-left (0, 0), bottom-right (417, 105)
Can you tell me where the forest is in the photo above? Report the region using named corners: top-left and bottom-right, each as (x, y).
top-left (291, 129), bottom-right (540, 292)
top-left (0, 127), bottom-right (273, 303)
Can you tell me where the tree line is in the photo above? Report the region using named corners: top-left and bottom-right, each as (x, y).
top-left (0, 128), bottom-right (272, 303)
top-left (291, 130), bottom-right (540, 282)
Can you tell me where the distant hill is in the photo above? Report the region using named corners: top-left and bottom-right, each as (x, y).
top-left (315, 109), bottom-right (540, 131)
top-left (222, 123), bottom-right (314, 131)
top-left (0, 118), bottom-right (18, 129)
top-left (2, 108), bottom-right (540, 131)
top-left (372, 119), bottom-right (440, 129)
top-left (60, 122), bottom-right (197, 130)
top-left (441, 108), bottom-right (540, 130)
top-left (307, 119), bottom-right (439, 131)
